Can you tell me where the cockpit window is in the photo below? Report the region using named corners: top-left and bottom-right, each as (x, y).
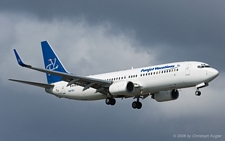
top-left (197, 64), bottom-right (210, 68)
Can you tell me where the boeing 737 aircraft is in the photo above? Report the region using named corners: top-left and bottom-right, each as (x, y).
top-left (9, 41), bottom-right (219, 109)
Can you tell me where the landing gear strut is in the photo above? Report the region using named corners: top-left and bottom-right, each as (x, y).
top-left (105, 97), bottom-right (116, 105)
top-left (132, 97), bottom-right (142, 109)
top-left (195, 82), bottom-right (208, 96)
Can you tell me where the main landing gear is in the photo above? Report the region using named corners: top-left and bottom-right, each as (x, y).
top-left (105, 95), bottom-right (143, 109)
top-left (132, 97), bottom-right (142, 109)
top-left (105, 97), bottom-right (116, 105)
top-left (105, 97), bottom-right (142, 109)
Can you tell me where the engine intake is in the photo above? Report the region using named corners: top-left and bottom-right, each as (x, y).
top-left (109, 81), bottom-right (134, 95)
top-left (152, 89), bottom-right (179, 102)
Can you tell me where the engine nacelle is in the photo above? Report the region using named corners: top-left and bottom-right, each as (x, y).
top-left (109, 81), bottom-right (134, 95)
top-left (153, 89), bottom-right (179, 102)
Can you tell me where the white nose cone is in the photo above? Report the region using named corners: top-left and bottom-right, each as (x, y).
top-left (208, 68), bottom-right (219, 81)
top-left (212, 69), bottom-right (219, 77)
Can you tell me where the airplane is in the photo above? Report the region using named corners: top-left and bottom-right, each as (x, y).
top-left (9, 41), bottom-right (219, 109)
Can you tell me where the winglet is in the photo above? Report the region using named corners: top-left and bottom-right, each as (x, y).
top-left (13, 49), bottom-right (31, 68)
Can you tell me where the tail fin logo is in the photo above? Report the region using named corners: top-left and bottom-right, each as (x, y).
top-left (46, 58), bottom-right (58, 71)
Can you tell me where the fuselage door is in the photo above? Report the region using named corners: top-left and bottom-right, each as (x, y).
top-left (62, 86), bottom-right (66, 95)
top-left (185, 64), bottom-right (191, 76)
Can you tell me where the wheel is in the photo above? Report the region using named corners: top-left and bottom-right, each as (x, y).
top-left (132, 101), bottom-right (137, 109)
top-left (137, 102), bottom-right (142, 109)
top-left (105, 98), bottom-right (111, 105)
top-left (195, 91), bottom-right (201, 96)
top-left (132, 101), bottom-right (142, 109)
top-left (105, 98), bottom-right (116, 105)
top-left (110, 98), bottom-right (116, 105)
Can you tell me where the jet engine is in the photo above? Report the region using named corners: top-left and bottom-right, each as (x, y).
top-left (109, 81), bottom-right (134, 95)
top-left (152, 89), bottom-right (179, 102)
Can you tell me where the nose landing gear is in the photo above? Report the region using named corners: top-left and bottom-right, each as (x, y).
top-left (195, 82), bottom-right (208, 96)
top-left (195, 89), bottom-right (201, 96)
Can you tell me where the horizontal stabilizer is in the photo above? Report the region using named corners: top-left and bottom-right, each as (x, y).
top-left (11, 43), bottom-right (111, 94)
top-left (9, 79), bottom-right (54, 88)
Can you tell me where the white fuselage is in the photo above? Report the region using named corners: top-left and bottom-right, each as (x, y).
top-left (46, 61), bottom-right (218, 100)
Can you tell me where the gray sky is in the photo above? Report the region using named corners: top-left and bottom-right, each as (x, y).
top-left (0, 1), bottom-right (225, 141)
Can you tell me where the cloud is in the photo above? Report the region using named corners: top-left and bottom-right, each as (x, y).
top-left (0, 12), bottom-right (156, 79)
top-left (1, 1), bottom-right (225, 70)
top-left (0, 1), bottom-right (224, 140)
top-left (0, 13), bottom-right (158, 141)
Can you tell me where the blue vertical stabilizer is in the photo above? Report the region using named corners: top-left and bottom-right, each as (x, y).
top-left (41, 41), bottom-right (68, 84)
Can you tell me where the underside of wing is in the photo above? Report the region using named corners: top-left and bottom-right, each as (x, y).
top-left (23, 66), bottom-right (111, 94)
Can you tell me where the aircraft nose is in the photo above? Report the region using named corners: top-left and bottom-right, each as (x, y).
top-left (212, 68), bottom-right (219, 77)
top-left (208, 68), bottom-right (219, 80)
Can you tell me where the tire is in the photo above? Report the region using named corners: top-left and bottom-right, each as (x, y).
top-left (137, 102), bottom-right (142, 109)
top-left (111, 98), bottom-right (116, 105)
top-left (195, 91), bottom-right (201, 96)
top-left (105, 98), bottom-right (111, 105)
top-left (132, 101), bottom-right (137, 109)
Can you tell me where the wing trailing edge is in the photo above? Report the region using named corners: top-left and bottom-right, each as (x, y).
top-left (9, 79), bottom-right (54, 88)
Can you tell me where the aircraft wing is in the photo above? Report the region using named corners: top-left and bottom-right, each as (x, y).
top-left (12, 49), bottom-right (111, 95)
top-left (9, 79), bottom-right (54, 88)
